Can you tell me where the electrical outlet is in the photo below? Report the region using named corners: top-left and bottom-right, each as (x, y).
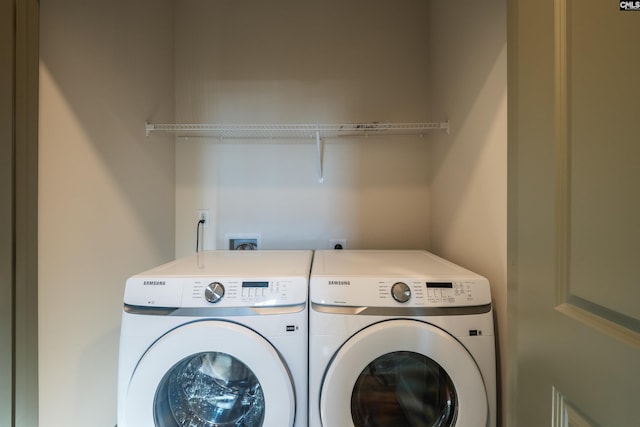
top-left (197, 209), bottom-right (209, 228)
top-left (329, 239), bottom-right (347, 250)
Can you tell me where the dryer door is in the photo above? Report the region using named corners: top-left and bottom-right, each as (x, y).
top-left (320, 319), bottom-right (488, 427)
top-left (125, 320), bottom-right (295, 427)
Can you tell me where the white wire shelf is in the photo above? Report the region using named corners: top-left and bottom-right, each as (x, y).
top-left (145, 121), bottom-right (449, 183)
top-left (145, 122), bottom-right (449, 139)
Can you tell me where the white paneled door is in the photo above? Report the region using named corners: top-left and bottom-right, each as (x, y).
top-left (509, 0), bottom-right (640, 426)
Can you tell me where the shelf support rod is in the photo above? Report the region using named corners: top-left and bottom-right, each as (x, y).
top-left (316, 130), bottom-right (324, 183)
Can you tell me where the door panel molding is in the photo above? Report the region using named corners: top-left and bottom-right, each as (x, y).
top-left (556, 302), bottom-right (640, 347)
top-left (552, 387), bottom-right (600, 427)
top-left (553, 0), bottom-right (640, 347)
top-left (554, 0), bottom-right (571, 309)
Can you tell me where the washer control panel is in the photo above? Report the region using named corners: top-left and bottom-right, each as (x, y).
top-left (311, 277), bottom-right (491, 307)
top-left (124, 276), bottom-right (307, 308)
top-left (186, 278), bottom-right (306, 307)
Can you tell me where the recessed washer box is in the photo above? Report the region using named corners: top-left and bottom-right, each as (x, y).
top-left (225, 233), bottom-right (261, 250)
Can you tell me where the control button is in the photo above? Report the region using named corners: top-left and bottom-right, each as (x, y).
top-left (391, 282), bottom-right (411, 303)
top-left (205, 282), bottom-right (225, 303)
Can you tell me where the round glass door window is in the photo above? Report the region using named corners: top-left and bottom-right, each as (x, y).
top-left (351, 351), bottom-right (458, 427)
top-left (154, 352), bottom-right (265, 427)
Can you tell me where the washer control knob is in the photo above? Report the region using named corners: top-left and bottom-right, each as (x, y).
top-left (205, 282), bottom-right (225, 303)
top-left (391, 282), bottom-right (411, 303)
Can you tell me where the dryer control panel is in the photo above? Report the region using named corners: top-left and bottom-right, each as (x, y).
top-left (310, 277), bottom-right (491, 307)
top-left (124, 276), bottom-right (308, 308)
top-left (310, 250), bottom-right (491, 308)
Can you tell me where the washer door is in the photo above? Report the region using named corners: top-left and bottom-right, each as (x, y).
top-left (125, 320), bottom-right (295, 427)
top-left (320, 319), bottom-right (488, 427)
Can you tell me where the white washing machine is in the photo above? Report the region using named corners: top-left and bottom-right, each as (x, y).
top-left (309, 250), bottom-right (496, 427)
top-left (117, 250), bottom-right (312, 427)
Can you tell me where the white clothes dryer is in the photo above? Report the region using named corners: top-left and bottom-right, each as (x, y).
top-left (117, 250), bottom-right (312, 427)
top-left (309, 250), bottom-right (496, 427)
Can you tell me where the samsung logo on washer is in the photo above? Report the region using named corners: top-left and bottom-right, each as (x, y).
top-left (143, 280), bottom-right (166, 286)
top-left (328, 280), bottom-right (351, 286)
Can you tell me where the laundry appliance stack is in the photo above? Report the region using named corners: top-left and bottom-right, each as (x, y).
top-left (117, 249), bottom-right (496, 427)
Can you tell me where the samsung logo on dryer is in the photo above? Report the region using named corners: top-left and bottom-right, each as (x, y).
top-left (328, 280), bottom-right (351, 286)
top-left (143, 280), bottom-right (166, 286)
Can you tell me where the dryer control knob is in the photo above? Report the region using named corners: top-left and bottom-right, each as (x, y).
top-left (391, 282), bottom-right (411, 303)
top-left (205, 282), bottom-right (225, 303)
